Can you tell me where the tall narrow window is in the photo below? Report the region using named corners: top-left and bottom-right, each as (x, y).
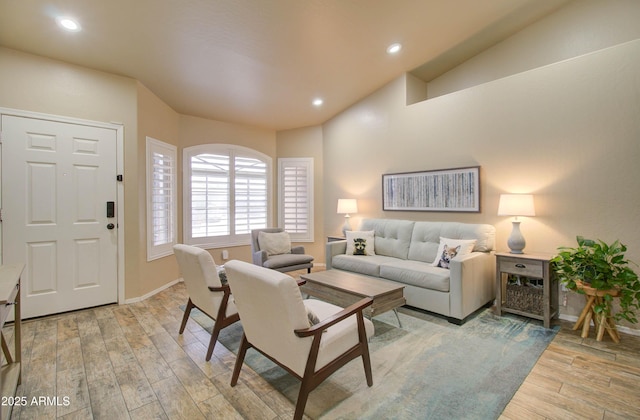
top-left (279, 158), bottom-right (314, 242)
top-left (146, 137), bottom-right (177, 260)
top-left (184, 144), bottom-right (272, 247)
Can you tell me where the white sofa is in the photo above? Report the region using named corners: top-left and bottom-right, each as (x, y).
top-left (326, 219), bottom-right (496, 324)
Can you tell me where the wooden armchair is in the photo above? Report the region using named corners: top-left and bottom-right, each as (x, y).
top-left (173, 244), bottom-right (240, 361)
top-left (224, 260), bottom-right (374, 420)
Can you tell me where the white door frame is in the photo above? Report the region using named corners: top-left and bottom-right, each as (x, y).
top-left (0, 107), bottom-right (126, 305)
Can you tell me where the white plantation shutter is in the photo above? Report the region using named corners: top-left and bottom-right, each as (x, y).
top-left (235, 156), bottom-right (268, 234)
top-left (190, 153), bottom-right (230, 238)
top-left (146, 137), bottom-right (177, 261)
top-left (184, 145), bottom-right (272, 247)
top-left (279, 158), bottom-right (314, 242)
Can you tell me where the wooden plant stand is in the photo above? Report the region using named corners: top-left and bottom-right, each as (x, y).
top-left (572, 282), bottom-right (620, 343)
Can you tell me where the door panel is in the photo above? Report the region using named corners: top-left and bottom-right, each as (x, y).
top-left (2, 114), bottom-right (118, 318)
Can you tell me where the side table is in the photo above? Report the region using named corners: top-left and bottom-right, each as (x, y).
top-left (495, 252), bottom-right (557, 328)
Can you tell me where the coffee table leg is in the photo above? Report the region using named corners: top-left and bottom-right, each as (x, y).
top-left (393, 309), bottom-right (403, 328)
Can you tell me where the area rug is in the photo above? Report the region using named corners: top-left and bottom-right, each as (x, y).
top-left (186, 305), bottom-right (558, 419)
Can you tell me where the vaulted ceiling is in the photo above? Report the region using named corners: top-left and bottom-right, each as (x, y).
top-left (0, 0), bottom-right (569, 130)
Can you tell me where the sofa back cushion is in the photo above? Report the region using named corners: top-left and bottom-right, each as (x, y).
top-left (360, 219), bottom-right (415, 260)
top-left (408, 222), bottom-right (496, 263)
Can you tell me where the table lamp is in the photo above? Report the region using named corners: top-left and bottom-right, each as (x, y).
top-left (497, 194), bottom-right (535, 254)
top-left (337, 199), bottom-right (358, 236)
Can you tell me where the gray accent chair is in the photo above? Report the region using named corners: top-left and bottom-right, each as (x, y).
top-left (250, 228), bottom-right (314, 273)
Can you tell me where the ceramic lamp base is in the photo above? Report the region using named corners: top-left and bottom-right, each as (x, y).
top-left (507, 221), bottom-right (526, 254)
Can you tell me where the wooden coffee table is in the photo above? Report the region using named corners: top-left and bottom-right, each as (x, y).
top-left (300, 270), bottom-right (406, 326)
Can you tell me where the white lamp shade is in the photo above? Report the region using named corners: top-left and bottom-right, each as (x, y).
top-left (337, 198), bottom-right (358, 214)
top-left (497, 194), bottom-right (535, 217)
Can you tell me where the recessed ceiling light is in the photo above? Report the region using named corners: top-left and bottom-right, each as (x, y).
top-left (56, 16), bottom-right (81, 32)
top-left (312, 98), bottom-right (324, 107)
top-left (387, 43), bottom-right (402, 54)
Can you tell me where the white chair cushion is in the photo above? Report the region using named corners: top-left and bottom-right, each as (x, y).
top-left (303, 299), bottom-right (375, 372)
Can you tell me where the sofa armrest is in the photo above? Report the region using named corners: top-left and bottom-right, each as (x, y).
top-left (325, 240), bottom-right (347, 270)
top-left (252, 250), bottom-right (268, 266)
top-left (291, 246), bottom-right (305, 254)
top-left (449, 252), bottom-right (496, 320)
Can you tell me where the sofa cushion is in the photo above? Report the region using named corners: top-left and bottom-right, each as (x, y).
top-left (407, 222), bottom-right (444, 263)
top-left (408, 221), bottom-right (496, 262)
top-left (345, 230), bottom-right (376, 256)
top-left (360, 219), bottom-right (414, 259)
top-left (331, 254), bottom-right (398, 277)
top-left (438, 222), bottom-right (495, 252)
top-left (380, 260), bottom-right (451, 292)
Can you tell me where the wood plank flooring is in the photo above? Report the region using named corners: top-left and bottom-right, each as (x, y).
top-left (501, 318), bottom-right (640, 420)
top-left (3, 271), bottom-right (639, 419)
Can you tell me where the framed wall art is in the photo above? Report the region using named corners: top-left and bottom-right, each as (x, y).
top-left (382, 166), bottom-right (480, 212)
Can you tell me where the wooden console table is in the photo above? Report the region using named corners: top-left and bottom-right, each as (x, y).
top-left (0, 263), bottom-right (23, 420)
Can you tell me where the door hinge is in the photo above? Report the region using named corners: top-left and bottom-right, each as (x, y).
top-left (0, 209), bottom-right (3, 223)
top-left (116, 174), bottom-right (123, 182)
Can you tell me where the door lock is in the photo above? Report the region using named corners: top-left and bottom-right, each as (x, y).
top-left (107, 223), bottom-right (115, 230)
top-left (106, 201), bottom-right (115, 218)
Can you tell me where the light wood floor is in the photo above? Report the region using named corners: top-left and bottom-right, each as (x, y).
top-left (3, 273), bottom-right (640, 419)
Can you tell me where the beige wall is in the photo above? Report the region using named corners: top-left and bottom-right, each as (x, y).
top-left (276, 126), bottom-right (325, 261)
top-left (0, 47), bottom-right (280, 300)
top-left (426, 0), bottom-right (640, 98)
top-left (322, 39), bottom-right (640, 329)
top-left (135, 82), bottom-right (181, 298)
top-left (0, 46), bottom-right (142, 300)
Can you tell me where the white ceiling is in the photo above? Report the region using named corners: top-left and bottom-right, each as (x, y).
top-left (0, 0), bottom-right (569, 130)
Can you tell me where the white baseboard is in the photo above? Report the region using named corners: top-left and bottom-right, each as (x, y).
top-left (558, 313), bottom-right (640, 337)
top-left (124, 278), bottom-right (183, 304)
top-left (122, 263), bottom-right (327, 305)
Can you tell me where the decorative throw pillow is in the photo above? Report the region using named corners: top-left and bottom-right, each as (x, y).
top-left (432, 237), bottom-right (477, 269)
top-left (345, 230), bottom-right (376, 256)
top-left (216, 266), bottom-right (227, 284)
top-left (258, 231), bottom-right (291, 256)
top-left (306, 306), bottom-right (320, 327)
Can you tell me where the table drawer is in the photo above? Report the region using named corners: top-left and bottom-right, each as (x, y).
top-left (499, 257), bottom-right (543, 278)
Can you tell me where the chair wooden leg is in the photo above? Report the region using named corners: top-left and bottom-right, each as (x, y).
top-left (294, 379), bottom-right (313, 420)
top-left (205, 317), bottom-right (224, 361)
top-left (231, 334), bottom-right (250, 387)
top-left (179, 298), bottom-right (194, 334)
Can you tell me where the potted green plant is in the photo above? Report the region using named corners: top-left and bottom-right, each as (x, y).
top-left (551, 236), bottom-right (640, 324)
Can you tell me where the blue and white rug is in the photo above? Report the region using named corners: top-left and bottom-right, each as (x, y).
top-left (191, 305), bottom-right (558, 419)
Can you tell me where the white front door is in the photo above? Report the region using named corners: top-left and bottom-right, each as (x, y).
top-left (1, 114), bottom-right (118, 318)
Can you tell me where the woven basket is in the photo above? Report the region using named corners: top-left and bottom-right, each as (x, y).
top-left (506, 284), bottom-right (543, 315)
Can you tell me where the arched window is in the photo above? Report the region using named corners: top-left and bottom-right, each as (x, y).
top-left (183, 144), bottom-right (272, 247)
